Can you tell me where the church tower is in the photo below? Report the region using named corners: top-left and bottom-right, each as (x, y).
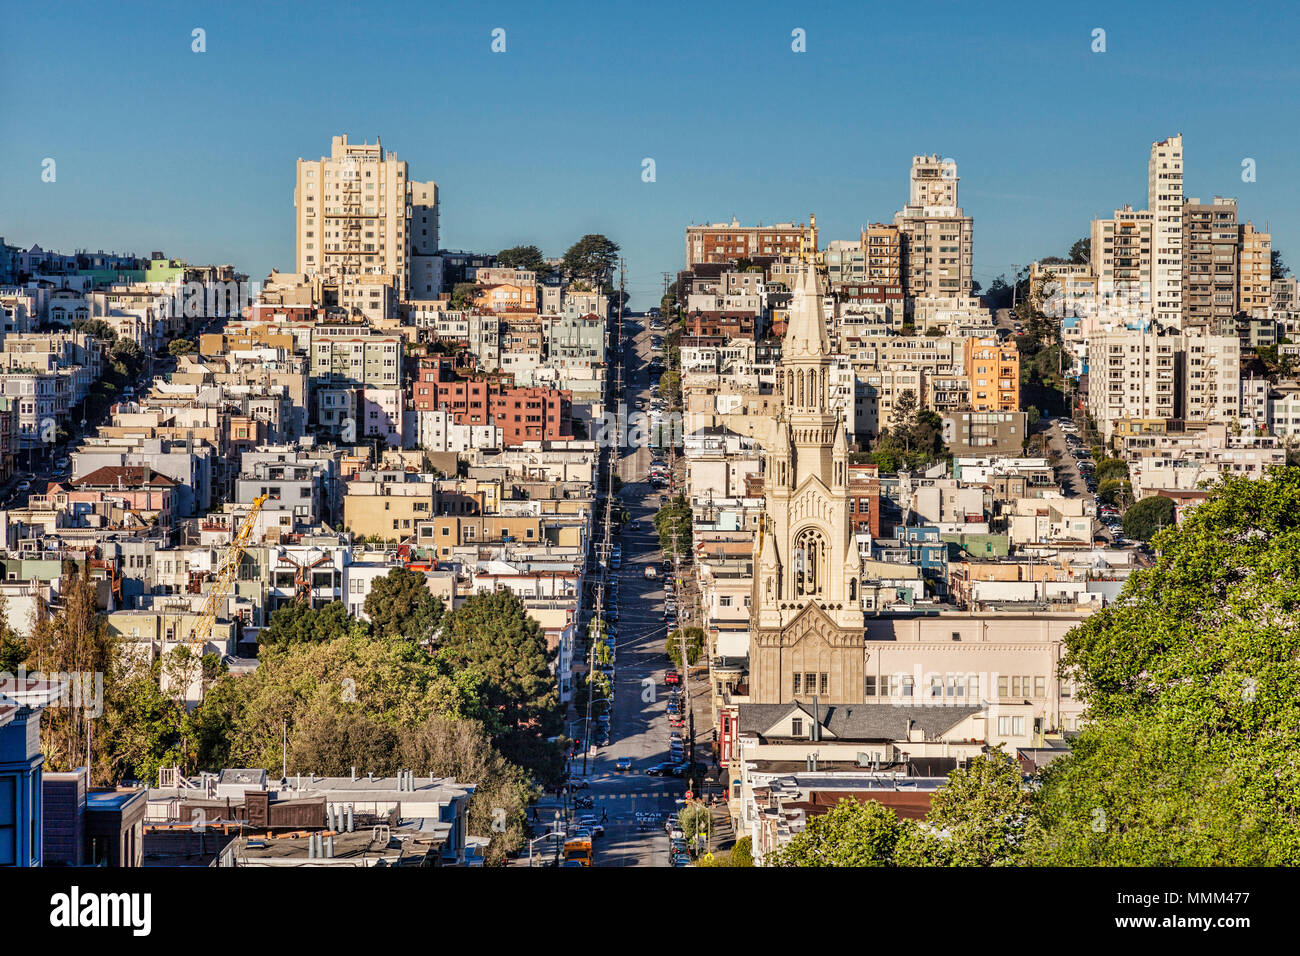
top-left (750, 263), bottom-right (866, 704)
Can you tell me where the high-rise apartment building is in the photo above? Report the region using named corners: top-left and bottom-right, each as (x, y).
top-left (1149, 134), bottom-right (1184, 324)
top-left (863, 223), bottom-right (903, 295)
top-left (294, 135), bottom-right (439, 302)
top-left (894, 155), bottom-right (974, 306)
top-left (1237, 221), bottom-right (1271, 317)
top-left (1091, 206), bottom-right (1153, 312)
top-left (1182, 196), bottom-right (1238, 330)
top-left (1181, 333), bottom-right (1241, 424)
top-left (1087, 326), bottom-right (1180, 441)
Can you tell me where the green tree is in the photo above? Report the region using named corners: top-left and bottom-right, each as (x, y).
top-left (921, 751), bottom-right (1040, 866)
top-left (678, 802), bottom-right (713, 844)
top-left (1097, 477), bottom-right (1134, 509)
top-left (287, 706), bottom-right (401, 776)
top-left (1069, 236), bottom-right (1091, 265)
top-left (730, 835), bottom-right (753, 866)
top-left (262, 601), bottom-right (367, 646)
top-left (449, 282), bottom-right (478, 308)
top-left (190, 634), bottom-right (489, 773)
top-left (95, 656), bottom-right (186, 785)
top-left (0, 593), bottom-right (27, 672)
top-left (438, 590), bottom-right (560, 742)
top-left (667, 626), bottom-right (705, 668)
top-left (1121, 495), bottom-right (1176, 542)
top-left (1095, 458), bottom-right (1129, 483)
top-left (399, 715), bottom-right (538, 864)
top-left (889, 389), bottom-right (920, 451)
top-left (561, 234), bottom-right (620, 285)
top-left (657, 369), bottom-right (681, 408)
top-left (1272, 249), bottom-right (1289, 280)
top-left (25, 572), bottom-right (115, 773)
top-left (654, 495), bottom-right (692, 556)
top-left (660, 280), bottom-right (678, 316)
top-left (1028, 469), bottom-right (1300, 865)
top-left (167, 338), bottom-right (196, 357)
top-left (363, 567), bottom-right (445, 642)
top-left (496, 244), bottom-right (552, 279)
top-left (768, 798), bottom-right (902, 867)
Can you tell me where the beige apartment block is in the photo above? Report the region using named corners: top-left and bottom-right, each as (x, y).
top-left (1181, 332), bottom-right (1240, 423)
top-left (1029, 261), bottom-right (1098, 317)
top-left (295, 134), bottom-right (439, 301)
top-left (1091, 205), bottom-right (1153, 314)
top-left (893, 154), bottom-right (974, 304)
top-left (1149, 133), bottom-right (1184, 324)
top-left (309, 327), bottom-right (402, 388)
top-left (1087, 326), bottom-right (1180, 442)
top-left (1238, 221), bottom-right (1271, 317)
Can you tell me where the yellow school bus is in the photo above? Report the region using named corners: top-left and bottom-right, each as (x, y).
top-left (563, 838), bottom-right (593, 866)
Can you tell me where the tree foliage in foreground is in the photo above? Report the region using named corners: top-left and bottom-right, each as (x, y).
top-left (763, 469), bottom-right (1300, 866)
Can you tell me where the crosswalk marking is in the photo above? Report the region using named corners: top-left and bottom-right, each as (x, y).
top-left (593, 791), bottom-right (672, 800)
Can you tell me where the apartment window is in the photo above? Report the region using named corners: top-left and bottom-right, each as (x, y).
top-left (901, 675), bottom-right (914, 698)
top-left (792, 673), bottom-right (801, 695)
top-left (719, 595), bottom-right (733, 608)
top-left (864, 675), bottom-right (877, 696)
top-left (1034, 676), bottom-right (1046, 698)
top-left (930, 676), bottom-right (943, 698)
top-left (998, 676), bottom-right (1009, 697)
top-left (791, 718), bottom-right (803, 738)
top-left (820, 673), bottom-right (828, 694)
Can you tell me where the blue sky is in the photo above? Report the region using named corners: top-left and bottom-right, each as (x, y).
top-left (2, 0), bottom-right (1297, 308)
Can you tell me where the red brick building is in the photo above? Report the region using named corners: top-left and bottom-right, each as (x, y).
top-left (685, 311), bottom-right (758, 338)
top-left (848, 462), bottom-right (882, 537)
top-left (412, 359), bottom-right (572, 446)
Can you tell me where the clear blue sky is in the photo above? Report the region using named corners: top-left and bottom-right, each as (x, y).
top-left (2, 0), bottom-right (1297, 308)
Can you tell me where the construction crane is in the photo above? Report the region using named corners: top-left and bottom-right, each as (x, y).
top-left (189, 493), bottom-right (269, 649)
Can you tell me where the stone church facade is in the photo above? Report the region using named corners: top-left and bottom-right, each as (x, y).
top-left (748, 263), bottom-right (870, 704)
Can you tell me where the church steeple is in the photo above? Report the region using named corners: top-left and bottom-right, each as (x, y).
top-left (783, 263), bottom-right (832, 362)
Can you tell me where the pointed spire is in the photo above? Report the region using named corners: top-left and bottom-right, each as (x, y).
top-left (833, 412), bottom-right (848, 459)
top-left (783, 262), bottom-right (831, 360)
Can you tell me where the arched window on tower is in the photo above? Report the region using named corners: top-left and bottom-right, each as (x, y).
top-left (794, 528), bottom-right (827, 598)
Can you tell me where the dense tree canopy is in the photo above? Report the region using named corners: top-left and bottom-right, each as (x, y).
top-left (438, 590), bottom-right (556, 723)
top-left (497, 244), bottom-right (553, 279)
top-left (1029, 469), bottom-right (1300, 864)
top-left (262, 600), bottom-right (367, 646)
top-left (1121, 494), bottom-right (1176, 541)
top-left (561, 234), bottom-right (620, 284)
top-left (363, 567), bottom-right (445, 642)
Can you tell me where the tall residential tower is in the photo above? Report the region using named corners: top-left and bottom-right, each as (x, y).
top-left (294, 134), bottom-right (439, 302)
